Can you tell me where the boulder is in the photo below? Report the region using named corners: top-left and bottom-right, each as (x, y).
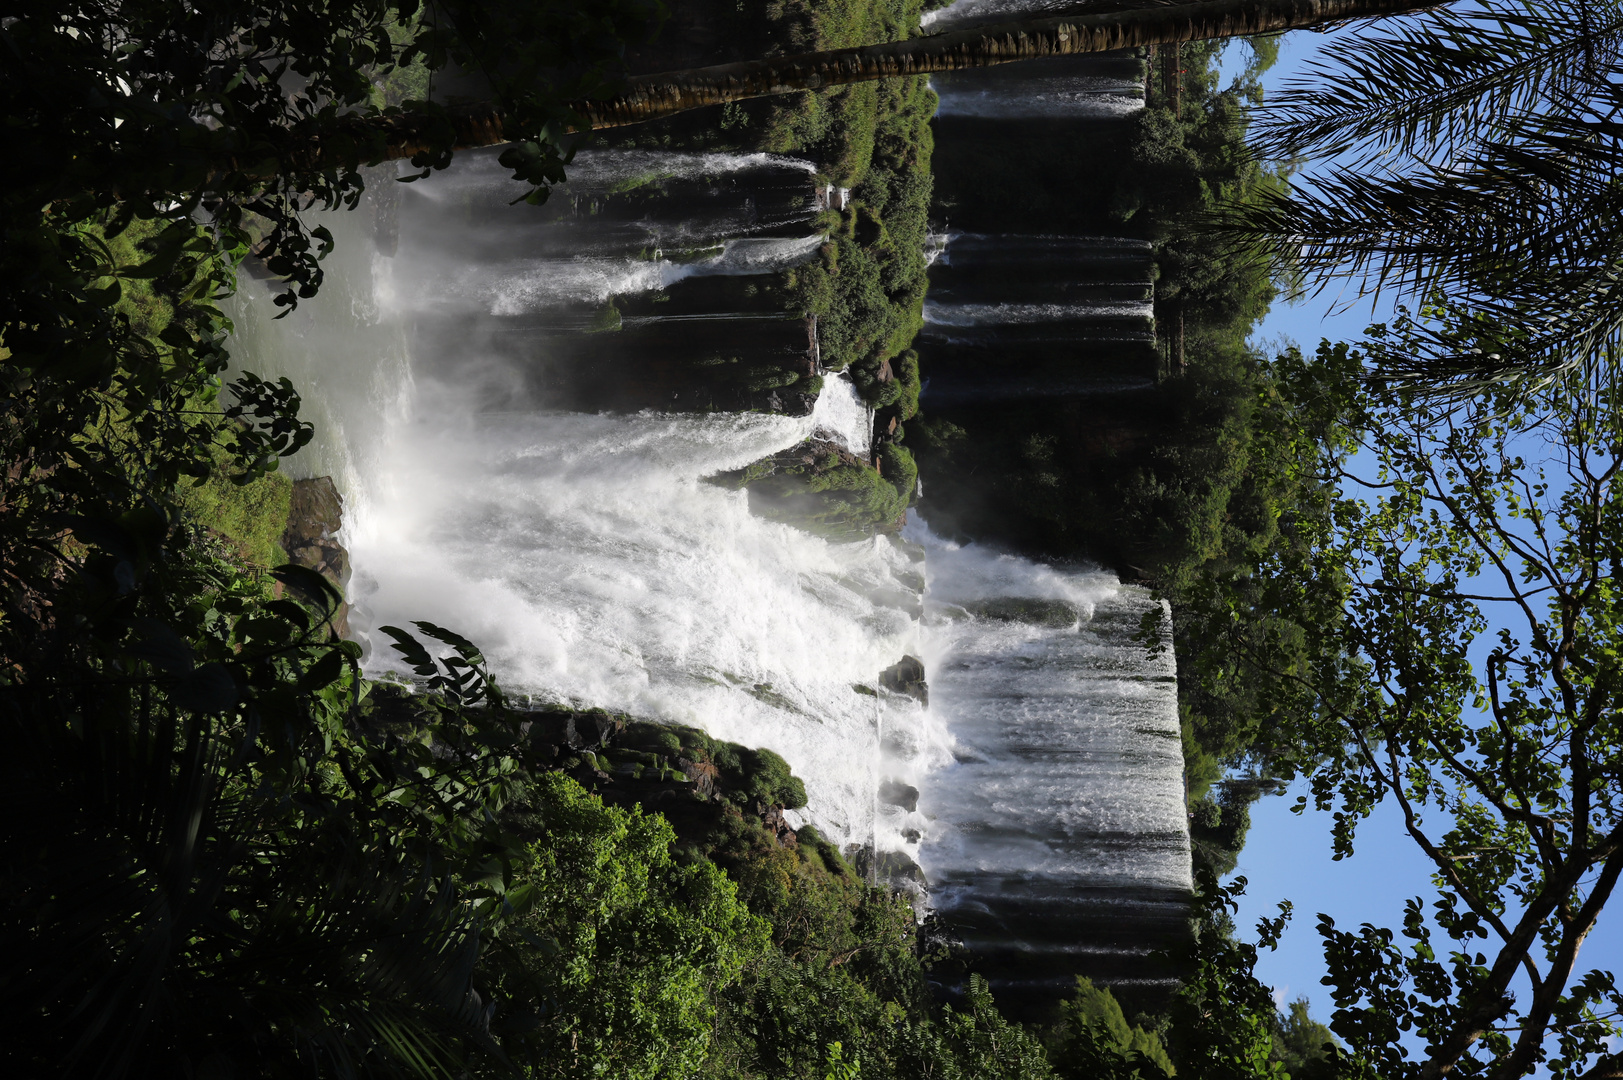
top-left (878, 779), bottom-right (920, 813)
top-left (281, 477), bottom-right (351, 637)
top-left (879, 655), bottom-right (928, 705)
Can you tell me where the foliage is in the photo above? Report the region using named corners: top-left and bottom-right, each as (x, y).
top-left (0, 540), bottom-right (520, 1077)
top-left (1222, 317), bottom-right (1623, 1079)
top-left (484, 773), bottom-right (767, 1080)
top-left (1163, 873), bottom-right (1295, 1080)
top-left (714, 439), bottom-right (912, 541)
top-left (172, 450), bottom-right (295, 567)
top-left (1237, 0), bottom-right (1623, 391)
top-left (1046, 977), bottom-right (1176, 1079)
top-left (786, 74), bottom-right (937, 383)
top-left (1266, 998), bottom-right (1341, 1080)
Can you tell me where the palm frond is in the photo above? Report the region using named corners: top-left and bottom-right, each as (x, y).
top-left (1228, 10), bottom-right (1623, 391)
top-left (1254, 0), bottom-right (1623, 164)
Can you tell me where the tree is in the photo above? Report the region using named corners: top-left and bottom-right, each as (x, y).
top-left (256, 0), bottom-right (1447, 170)
top-left (1234, 0), bottom-right (1623, 391)
top-left (1240, 327), bottom-right (1623, 1079)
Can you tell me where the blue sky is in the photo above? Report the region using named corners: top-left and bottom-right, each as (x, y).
top-left (1210, 21), bottom-right (1623, 1056)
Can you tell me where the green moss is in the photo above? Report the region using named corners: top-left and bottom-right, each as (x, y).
top-left (584, 301), bottom-right (623, 333)
top-left (173, 466), bottom-right (293, 568)
top-left (713, 439), bottom-right (912, 541)
top-left (879, 443), bottom-right (916, 497)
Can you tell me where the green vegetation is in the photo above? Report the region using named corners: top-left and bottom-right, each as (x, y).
top-left (712, 438), bottom-right (913, 540)
top-left (83, 219), bottom-right (297, 568)
top-left (172, 465), bottom-right (293, 567)
top-left (612, 0), bottom-right (936, 396)
top-left (1046, 978), bottom-right (1175, 1077)
top-left (781, 76), bottom-right (937, 382)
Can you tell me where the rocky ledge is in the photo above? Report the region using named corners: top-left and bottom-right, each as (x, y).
top-left (281, 477), bottom-right (352, 637)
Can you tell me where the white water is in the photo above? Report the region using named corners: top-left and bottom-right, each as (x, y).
top-left (403, 148), bottom-right (817, 200)
top-left (342, 402), bottom-right (925, 847)
top-left (227, 182), bottom-right (926, 848)
top-left (921, 0), bottom-right (1081, 32)
top-left (396, 233), bottom-right (828, 313)
top-left (811, 374), bottom-right (873, 457)
top-left (912, 527), bottom-right (1191, 890)
top-left (935, 83), bottom-right (1144, 120)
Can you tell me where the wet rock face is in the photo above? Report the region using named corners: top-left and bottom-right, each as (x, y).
top-left (879, 655), bottom-right (928, 705)
top-left (281, 477), bottom-right (351, 637)
top-left (879, 779), bottom-right (920, 813)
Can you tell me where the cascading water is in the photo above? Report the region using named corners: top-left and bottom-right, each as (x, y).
top-left (911, 526), bottom-right (1193, 1005)
top-left (227, 100), bottom-right (1191, 1001)
top-left (913, 19), bottom-right (1193, 1001)
top-left (227, 149), bottom-right (937, 851)
top-left (921, 0), bottom-right (1085, 33)
top-left (932, 62), bottom-right (1145, 120)
top-left (920, 234), bottom-right (1158, 400)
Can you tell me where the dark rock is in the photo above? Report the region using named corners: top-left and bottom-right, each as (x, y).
top-left (963, 598), bottom-right (1078, 629)
top-left (879, 655), bottom-right (928, 705)
top-left (284, 477), bottom-right (343, 544)
top-left (524, 709), bottom-right (622, 752)
top-left (281, 477), bottom-right (351, 637)
top-left (876, 849), bottom-right (927, 888)
top-left (850, 844), bottom-right (928, 889)
top-left (901, 828), bottom-right (923, 844)
top-left (680, 758), bottom-right (721, 798)
top-left (879, 779), bottom-right (920, 813)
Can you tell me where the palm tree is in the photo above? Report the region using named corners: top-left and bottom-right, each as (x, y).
top-left (329, 0), bottom-right (1444, 169)
top-left (1228, 0), bottom-right (1623, 392)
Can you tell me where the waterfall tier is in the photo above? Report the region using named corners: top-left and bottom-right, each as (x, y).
top-left (914, 528), bottom-right (1193, 1006)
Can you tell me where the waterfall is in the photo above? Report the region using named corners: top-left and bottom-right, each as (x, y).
top-left (811, 374), bottom-right (874, 458)
top-left (226, 152), bottom-right (931, 850)
top-left (912, 31), bottom-right (1192, 1002)
top-left (918, 234), bottom-right (1159, 400)
top-left (912, 525), bottom-right (1193, 1004)
top-left (423, 233), bottom-right (828, 313)
top-left (227, 132), bottom-right (1192, 999)
top-left (924, 301), bottom-right (1157, 325)
top-left (934, 75), bottom-right (1145, 120)
top-left (921, 0), bottom-right (1083, 33)
top-left (931, 53), bottom-right (1144, 121)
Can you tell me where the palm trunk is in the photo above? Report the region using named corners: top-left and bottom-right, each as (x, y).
top-left (354, 0), bottom-right (1447, 165)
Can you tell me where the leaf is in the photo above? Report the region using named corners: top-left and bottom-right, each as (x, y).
top-left (171, 663), bottom-right (239, 714)
top-left (297, 650), bottom-right (346, 693)
top-left (378, 625), bottom-right (439, 678)
top-left (413, 621), bottom-right (485, 667)
top-left (128, 617), bottom-right (195, 675)
top-left (271, 563), bottom-right (340, 613)
top-left (263, 598), bottom-right (313, 630)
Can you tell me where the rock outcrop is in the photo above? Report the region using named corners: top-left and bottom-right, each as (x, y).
top-left (281, 477), bottom-right (351, 637)
top-left (879, 655), bottom-right (928, 705)
top-left (878, 778), bottom-right (920, 813)
top-left (711, 437), bottom-right (910, 542)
